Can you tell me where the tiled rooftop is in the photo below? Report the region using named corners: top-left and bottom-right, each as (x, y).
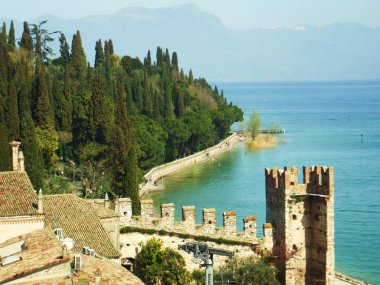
top-left (86, 200), bottom-right (120, 219)
top-left (0, 172), bottom-right (38, 217)
top-left (78, 254), bottom-right (144, 285)
top-left (0, 229), bottom-right (70, 284)
top-left (43, 194), bottom-right (121, 258)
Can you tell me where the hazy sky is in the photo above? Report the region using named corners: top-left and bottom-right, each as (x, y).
top-left (1, 0), bottom-right (380, 29)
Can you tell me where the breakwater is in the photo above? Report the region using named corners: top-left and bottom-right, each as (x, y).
top-left (139, 133), bottom-right (242, 196)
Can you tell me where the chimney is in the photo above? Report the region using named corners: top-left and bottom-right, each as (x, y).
top-left (18, 151), bottom-right (25, 172)
top-left (37, 189), bottom-right (43, 214)
top-left (9, 141), bottom-right (21, 171)
top-left (104, 192), bottom-right (110, 208)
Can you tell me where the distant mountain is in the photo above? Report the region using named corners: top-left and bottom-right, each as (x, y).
top-left (2, 4), bottom-right (380, 81)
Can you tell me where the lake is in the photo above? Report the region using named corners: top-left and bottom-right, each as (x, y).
top-left (147, 81), bottom-right (380, 284)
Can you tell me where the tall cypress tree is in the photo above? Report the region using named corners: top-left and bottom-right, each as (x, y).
top-left (35, 65), bottom-right (54, 129)
top-left (0, 92), bottom-right (9, 171)
top-left (6, 80), bottom-right (19, 140)
top-left (116, 83), bottom-right (131, 142)
top-left (71, 31), bottom-right (86, 81)
top-left (125, 146), bottom-right (140, 214)
top-left (163, 79), bottom-right (173, 118)
top-left (171, 52), bottom-right (179, 72)
top-left (94, 39), bottom-right (104, 68)
top-left (59, 33), bottom-right (70, 65)
top-left (189, 69), bottom-right (194, 85)
top-left (63, 66), bottom-right (72, 132)
top-left (88, 74), bottom-right (112, 144)
top-left (110, 125), bottom-right (126, 197)
top-left (17, 57), bottom-right (44, 187)
top-left (19, 22), bottom-right (33, 51)
top-left (8, 20), bottom-right (15, 51)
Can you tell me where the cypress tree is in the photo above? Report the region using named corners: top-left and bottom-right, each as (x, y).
top-left (71, 31), bottom-right (86, 80)
top-left (63, 66), bottom-right (72, 131)
top-left (142, 79), bottom-right (152, 117)
top-left (163, 80), bottom-right (173, 118)
top-left (125, 146), bottom-right (140, 214)
top-left (6, 80), bottom-right (19, 140)
top-left (156, 46), bottom-right (163, 67)
top-left (94, 39), bottom-right (104, 68)
top-left (19, 22), bottom-right (33, 51)
top-left (59, 33), bottom-right (70, 65)
top-left (189, 69), bottom-right (194, 85)
top-left (144, 50), bottom-right (151, 66)
top-left (164, 48), bottom-right (170, 66)
top-left (104, 40), bottom-right (111, 85)
top-left (8, 20), bottom-right (15, 50)
top-left (171, 52), bottom-right (179, 72)
top-left (110, 125), bottom-right (126, 197)
top-left (115, 83), bottom-right (131, 145)
top-left (175, 92), bottom-right (185, 118)
top-left (35, 65), bottom-right (54, 129)
top-left (108, 39), bottom-right (114, 55)
top-left (17, 57), bottom-right (44, 188)
top-left (0, 93), bottom-right (9, 171)
top-left (88, 74), bottom-right (112, 144)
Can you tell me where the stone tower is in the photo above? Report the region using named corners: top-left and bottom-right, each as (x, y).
top-left (265, 166), bottom-right (334, 285)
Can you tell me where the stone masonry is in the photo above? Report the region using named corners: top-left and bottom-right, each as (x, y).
top-left (265, 166), bottom-right (335, 285)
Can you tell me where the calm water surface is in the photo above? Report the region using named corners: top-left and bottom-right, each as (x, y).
top-left (147, 81), bottom-right (380, 284)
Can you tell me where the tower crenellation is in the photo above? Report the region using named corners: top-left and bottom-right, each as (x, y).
top-left (266, 165), bottom-right (335, 285)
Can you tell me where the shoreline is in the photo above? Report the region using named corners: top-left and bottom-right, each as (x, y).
top-left (139, 132), bottom-right (243, 196)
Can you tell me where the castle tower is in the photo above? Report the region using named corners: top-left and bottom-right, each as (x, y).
top-left (265, 166), bottom-right (334, 285)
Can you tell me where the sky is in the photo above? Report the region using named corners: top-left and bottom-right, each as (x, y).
top-left (1, 0), bottom-right (380, 29)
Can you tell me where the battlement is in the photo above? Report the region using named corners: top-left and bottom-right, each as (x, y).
top-left (265, 166), bottom-right (335, 285)
top-left (119, 201), bottom-right (263, 242)
top-left (265, 166), bottom-right (334, 196)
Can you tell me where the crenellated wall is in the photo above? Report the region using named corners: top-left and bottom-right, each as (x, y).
top-left (120, 199), bottom-right (261, 243)
top-left (265, 166), bottom-right (335, 285)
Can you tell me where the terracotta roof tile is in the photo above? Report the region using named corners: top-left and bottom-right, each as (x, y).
top-left (43, 195), bottom-right (120, 258)
top-left (0, 172), bottom-right (38, 217)
top-left (78, 254), bottom-right (144, 285)
top-left (0, 229), bottom-right (70, 284)
top-left (86, 200), bottom-right (119, 219)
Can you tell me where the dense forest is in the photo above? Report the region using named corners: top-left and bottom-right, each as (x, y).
top-left (0, 20), bottom-right (243, 213)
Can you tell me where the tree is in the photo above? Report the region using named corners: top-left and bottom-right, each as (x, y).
top-left (135, 238), bottom-right (191, 285)
top-left (171, 51), bottom-right (179, 72)
top-left (6, 80), bottom-right (19, 140)
top-left (17, 57), bottom-right (44, 188)
top-left (19, 22), bottom-right (33, 51)
top-left (0, 94), bottom-right (9, 171)
top-left (8, 20), bottom-right (15, 50)
top-left (94, 39), bottom-right (104, 68)
top-left (125, 146), bottom-right (140, 215)
top-left (59, 33), bottom-right (70, 65)
top-left (30, 20), bottom-right (60, 64)
top-left (35, 65), bottom-right (54, 129)
top-left (214, 256), bottom-right (280, 285)
top-left (189, 69), bottom-right (193, 85)
top-left (248, 111), bottom-right (261, 139)
top-left (71, 30), bottom-right (86, 82)
top-left (87, 74), bottom-right (113, 144)
top-left (109, 125), bottom-right (127, 197)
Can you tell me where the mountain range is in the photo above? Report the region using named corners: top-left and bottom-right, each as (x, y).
top-left (2, 4), bottom-right (380, 81)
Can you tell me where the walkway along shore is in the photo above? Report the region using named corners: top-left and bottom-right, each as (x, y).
top-left (139, 132), bottom-right (242, 196)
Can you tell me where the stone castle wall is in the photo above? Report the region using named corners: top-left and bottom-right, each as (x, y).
top-left (265, 166), bottom-right (335, 285)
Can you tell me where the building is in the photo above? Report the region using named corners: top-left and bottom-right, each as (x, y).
top-left (265, 166), bottom-right (335, 285)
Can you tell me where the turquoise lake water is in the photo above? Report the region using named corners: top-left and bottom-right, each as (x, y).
top-left (147, 81), bottom-right (380, 284)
